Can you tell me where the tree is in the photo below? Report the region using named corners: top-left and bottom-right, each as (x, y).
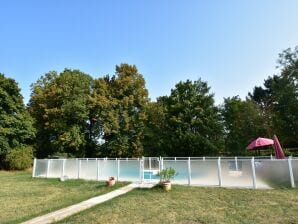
top-left (29, 69), bottom-right (93, 157)
top-left (249, 47), bottom-right (298, 147)
top-left (221, 96), bottom-right (269, 155)
top-left (90, 64), bottom-right (149, 157)
top-left (0, 73), bottom-right (35, 167)
top-left (151, 79), bottom-right (223, 156)
top-left (143, 101), bottom-right (168, 156)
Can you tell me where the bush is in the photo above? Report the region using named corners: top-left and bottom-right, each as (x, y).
top-left (5, 146), bottom-right (33, 170)
top-left (157, 167), bottom-right (178, 183)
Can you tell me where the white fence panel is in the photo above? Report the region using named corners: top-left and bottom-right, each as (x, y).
top-left (64, 159), bottom-right (78, 179)
top-left (80, 159), bottom-right (97, 180)
top-left (163, 160), bottom-right (188, 185)
top-left (34, 159), bottom-right (47, 177)
top-left (190, 159), bottom-right (219, 186)
top-left (48, 159), bottom-right (63, 178)
top-left (221, 159), bottom-right (254, 188)
top-left (255, 159), bottom-right (291, 188)
top-left (119, 160), bottom-right (140, 182)
top-left (98, 159), bottom-right (118, 181)
top-left (291, 159), bottom-right (298, 187)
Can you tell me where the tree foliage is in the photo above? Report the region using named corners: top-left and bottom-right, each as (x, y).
top-left (143, 101), bottom-right (168, 156)
top-left (221, 96), bottom-right (269, 155)
top-left (0, 73), bottom-right (35, 167)
top-left (5, 146), bottom-right (33, 170)
top-left (249, 47), bottom-right (298, 147)
top-left (90, 64), bottom-right (149, 157)
top-left (145, 79), bottom-right (223, 156)
top-left (2, 47), bottom-right (296, 160)
top-left (29, 69), bottom-right (93, 157)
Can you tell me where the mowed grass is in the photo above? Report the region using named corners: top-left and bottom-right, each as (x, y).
top-left (57, 185), bottom-right (298, 224)
top-left (0, 170), bottom-right (128, 224)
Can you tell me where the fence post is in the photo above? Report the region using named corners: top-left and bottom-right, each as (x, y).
top-left (161, 157), bottom-right (164, 170)
top-left (235, 157), bottom-right (238, 171)
top-left (139, 157), bottom-right (143, 183)
top-left (61, 159), bottom-right (66, 178)
top-left (149, 157), bottom-right (152, 181)
top-left (217, 157), bottom-right (222, 187)
top-left (32, 158), bottom-right (37, 177)
top-left (78, 159), bottom-right (81, 179)
top-left (117, 158), bottom-right (120, 181)
top-left (159, 156), bottom-right (161, 172)
top-left (97, 158), bottom-right (100, 181)
top-left (85, 159), bottom-right (88, 179)
top-left (46, 159), bottom-right (51, 178)
top-left (288, 157), bottom-right (295, 188)
top-left (139, 158), bottom-right (141, 183)
top-left (142, 156), bottom-right (145, 182)
top-left (76, 159), bottom-right (79, 179)
top-left (188, 157), bottom-right (191, 186)
top-left (251, 157), bottom-right (257, 189)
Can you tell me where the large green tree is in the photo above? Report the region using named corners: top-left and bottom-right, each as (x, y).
top-left (90, 64), bottom-right (149, 157)
top-left (0, 73), bottom-right (35, 166)
top-left (249, 47), bottom-right (298, 147)
top-left (29, 69), bottom-right (93, 157)
top-left (221, 96), bottom-right (269, 155)
top-left (143, 101), bottom-right (168, 156)
top-left (147, 79), bottom-right (223, 156)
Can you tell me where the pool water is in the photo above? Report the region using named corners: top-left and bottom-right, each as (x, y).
top-left (143, 171), bottom-right (160, 180)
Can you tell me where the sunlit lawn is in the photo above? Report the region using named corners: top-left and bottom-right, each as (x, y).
top-left (57, 185), bottom-right (298, 224)
top-left (0, 170), bottom-right (128, 224)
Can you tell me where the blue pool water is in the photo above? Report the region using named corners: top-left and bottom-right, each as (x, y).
top-left (143, 171), bottom-right (159, 180)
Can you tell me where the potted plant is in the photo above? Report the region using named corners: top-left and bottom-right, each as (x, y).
top-left (106, 176), bottom-right (116, 186)
top-left (157, 167), bottom-right (178, 191)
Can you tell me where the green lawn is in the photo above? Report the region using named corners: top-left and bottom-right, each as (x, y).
top-left (0, 170), bottom-right (128, 224)
top-left (57, 185), bottom-right (298, 224)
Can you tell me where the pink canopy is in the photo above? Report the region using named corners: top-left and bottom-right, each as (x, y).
top-left (273, 134), bottom-right (285, 159)
top-left (246, 137), bottom-right (274, 150)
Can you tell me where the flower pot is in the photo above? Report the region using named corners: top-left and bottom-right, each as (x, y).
top-left (162, 181), bottom-right (172, 191)
top-left (106, 177), bottom-right (116, 186)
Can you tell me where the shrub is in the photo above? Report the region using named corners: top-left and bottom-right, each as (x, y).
top-left (5, 146), bottom-right (33, 170)
top-left (157, 167), bottom-right (178, 183)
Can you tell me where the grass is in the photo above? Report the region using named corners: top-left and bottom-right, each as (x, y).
top-left (57, 185), bottom-right (298, 224)
top-left (0, 170), bottom-right (128, 224)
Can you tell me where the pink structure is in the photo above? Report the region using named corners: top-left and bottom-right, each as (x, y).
top-left (273, 135), bottom-right (285, 159)
top-left (246, 137), bottom-right (274, 150)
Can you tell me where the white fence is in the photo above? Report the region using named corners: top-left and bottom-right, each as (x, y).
top-left (32, 157), bottom-right (298, 189)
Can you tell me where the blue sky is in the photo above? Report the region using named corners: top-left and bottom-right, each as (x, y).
top-left (0, 0), bottom-right (297, 104)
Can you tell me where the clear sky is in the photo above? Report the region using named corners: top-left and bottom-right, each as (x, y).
top-left (0, 0), bottom-right (298, 104)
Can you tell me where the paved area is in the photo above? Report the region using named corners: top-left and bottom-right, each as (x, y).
top-left (22, 182), bottom-right (156, 224)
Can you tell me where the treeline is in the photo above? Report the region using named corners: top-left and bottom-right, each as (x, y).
top-left (0, 48), bottom-right (297, 168)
